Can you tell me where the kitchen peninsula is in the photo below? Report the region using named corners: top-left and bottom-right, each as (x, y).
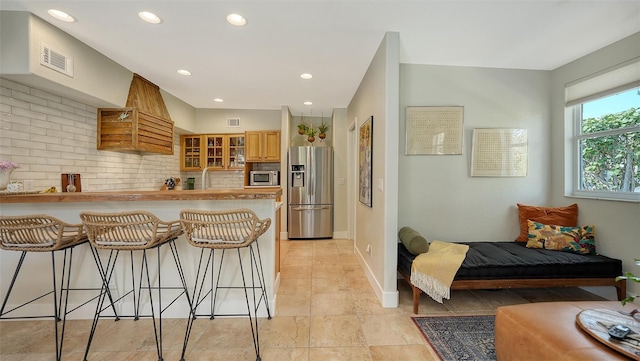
top-left (0, 188), bottom-right (282, 319)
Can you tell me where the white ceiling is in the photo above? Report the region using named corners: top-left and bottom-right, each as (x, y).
top-left (1, 1), bottom-right (639, 117)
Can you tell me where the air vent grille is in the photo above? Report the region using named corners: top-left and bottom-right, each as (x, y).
top-left (227, 118), bottom-right (240, 127)
top-left (40, 43), bottom-right (74, 77)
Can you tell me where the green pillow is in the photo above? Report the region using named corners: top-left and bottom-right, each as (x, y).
top-left (398, 226), bottom-right (429, 255)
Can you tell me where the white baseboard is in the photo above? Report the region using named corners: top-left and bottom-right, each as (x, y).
top-left (354, 246), bottom-right (399, 308)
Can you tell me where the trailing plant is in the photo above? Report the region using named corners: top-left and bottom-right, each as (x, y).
top-left (616, 258), bottom-right (640, 305)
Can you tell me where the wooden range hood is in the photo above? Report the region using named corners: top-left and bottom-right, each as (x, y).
top-left (97, 74), bottom-right (174, 155)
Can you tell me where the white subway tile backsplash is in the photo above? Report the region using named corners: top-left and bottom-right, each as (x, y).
top-left (31, 88), bottom-right (62, 103)
top-left (0, 78), bottom-right (181, 192)
top-left (11, 90), bottom-right (47, 106)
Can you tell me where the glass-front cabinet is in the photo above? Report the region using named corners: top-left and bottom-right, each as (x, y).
top-left (205, 135), bottom-right (224, 169)
top-left (181, 134), bottom-right (245, 171)
top-left (181, 135), bottom-right (202, 171)
top-left (227, 135), bottom-right (245, 169)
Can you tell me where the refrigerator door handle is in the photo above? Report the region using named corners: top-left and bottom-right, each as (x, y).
top-left (291, 205), bottom-right (331, 211)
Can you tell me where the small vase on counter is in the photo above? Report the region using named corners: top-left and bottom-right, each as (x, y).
top-left (0, 168), bottom-right (13, 191)
top-left (0, 160), bottom-right (19, 191)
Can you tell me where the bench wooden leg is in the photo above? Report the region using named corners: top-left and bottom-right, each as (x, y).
top-left (615, 279), bottom-right (627, 301)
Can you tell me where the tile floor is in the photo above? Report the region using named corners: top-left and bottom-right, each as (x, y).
top-left (0, 239), bottom-right (607, 360)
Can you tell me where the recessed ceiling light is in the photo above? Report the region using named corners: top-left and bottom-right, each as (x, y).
top-left (226, 13), bottom-right (247, 26)
top-left (214, 98), bottom-right (224, 103)
top-left (138, 11), bottom-right (162, 24)
top-left (304, 101), bottom-right (313, 105)
top-left (300, 73), bottom-right (313, 80)
top-left (177, 69), bottom-right (191, 76)
top-left (48, 9), bottom-right (76, 23)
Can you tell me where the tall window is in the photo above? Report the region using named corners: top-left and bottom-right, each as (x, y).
top-left (573, 87), bottom-right (640, 200)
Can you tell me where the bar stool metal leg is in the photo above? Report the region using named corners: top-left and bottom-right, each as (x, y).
top-left (179, 208), bottom-right (272, 361)
top-left (0, 215), bottom-right (100, 361)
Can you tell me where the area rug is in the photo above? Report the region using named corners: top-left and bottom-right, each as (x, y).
top-left (412, 315), bottom-right (496, 361)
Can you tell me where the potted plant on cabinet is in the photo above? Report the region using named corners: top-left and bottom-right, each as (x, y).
top-left (297, 123), bottom-right (308, 135)
top-left (318, 123), bottom-right (330, 140)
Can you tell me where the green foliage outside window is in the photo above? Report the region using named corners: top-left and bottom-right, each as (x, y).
top-left (580, 107), bottom-right (640, 192)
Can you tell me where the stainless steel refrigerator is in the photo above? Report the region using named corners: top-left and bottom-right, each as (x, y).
top-left (288, 146), bottom-right (333, 239)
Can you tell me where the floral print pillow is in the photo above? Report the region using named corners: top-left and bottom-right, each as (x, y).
top-left (526, 220), bottom-right (596, 255)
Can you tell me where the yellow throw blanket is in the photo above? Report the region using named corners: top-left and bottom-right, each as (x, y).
top-left (410, 240), bottom-right (469, 303)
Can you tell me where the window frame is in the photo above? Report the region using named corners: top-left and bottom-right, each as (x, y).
top-left (571, 98), bottom-right (640, 202)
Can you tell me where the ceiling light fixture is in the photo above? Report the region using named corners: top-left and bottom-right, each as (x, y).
top-left (214, 98), bottom-right (224, 103)
top-left (177, 69), bottom-right (191, 76)
top-left (304, 101), bottom-right (313, 105)
top-left (48, 9), bottom-right (76, 23)
top-left (138, 11), bottom-right (162, 24)
top-left (300, 73), bottom-right (313, 80)
top-left (226, 14), bottom-right (247, 26)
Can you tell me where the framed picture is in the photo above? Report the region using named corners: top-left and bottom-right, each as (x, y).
top-left (359, 116), bottom-right (373, 207)
top-left (405, 106), bottom-right (464, 155)
top-left (471, 128), bottom-right (528, 177)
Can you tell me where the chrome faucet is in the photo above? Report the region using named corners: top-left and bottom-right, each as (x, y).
top-left (201, 167), bottom-right (210, 190)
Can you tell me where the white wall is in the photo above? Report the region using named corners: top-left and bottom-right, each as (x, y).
top-left (194, 108), bottom-right (281, 133)
top-left (399, 64), bottom-right (551, 241)
top-left (550, 32), bottom-right (640, 299)
top-left (347, 32), bottom-right (400, 308)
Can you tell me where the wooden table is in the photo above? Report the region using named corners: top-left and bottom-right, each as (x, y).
top-left (576, 308), bottom-right (640, 360)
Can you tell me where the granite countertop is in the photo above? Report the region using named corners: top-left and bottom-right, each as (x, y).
top-left (0, 188), bottom-right (282, 204)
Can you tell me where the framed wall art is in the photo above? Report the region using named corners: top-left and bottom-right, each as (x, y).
top-left (471, 128), bottom-right (528, 177)
top-left (359, 116), bottom-right (373, 207)
top-left (405, 106), bottom-right (463, 155)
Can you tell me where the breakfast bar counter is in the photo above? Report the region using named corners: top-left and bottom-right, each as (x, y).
top-left (0, 188), bottom-right (282, 204)
top-left (0, 188), bottom-right (282, 319)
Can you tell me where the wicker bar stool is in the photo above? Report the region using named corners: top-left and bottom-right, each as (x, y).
top-left (80, 210), bottom-right (191, 361)
top-left (179, 208), bottom-right (272, 361)
top-left (0, 214), bottom-right (105, 361)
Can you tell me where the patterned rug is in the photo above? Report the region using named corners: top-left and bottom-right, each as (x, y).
top-left (412, 315), bottom-right (496, 361)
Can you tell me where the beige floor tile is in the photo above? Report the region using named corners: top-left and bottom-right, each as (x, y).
top-left (343, 264), bottom-right (367, 278)
top-left (312, 254), bottom-right (343, 266)
top-left (360, 314), bottom-right (425, 346)
top-left (339, 253), bottom-right (360, 265)
top-left (185, 347), bottom-right (258, 361)
top-left (347, 276), bottom-right (376, 294)
top-left (258, 316), bottom-right (310, 348)
top-left (309, 346), bottom-right (372, 361)
top-left (312, 277), bottom-right (351, 294)
top-left (280, 265), bottom-right (312, 279)
top-left (369, 344), bottom-right (438, 361)
top-left (311, 293), bottom-right (355, 316)
top-left (352, 292), bottom-right (403, 315)
top-left (309, 315), bottom-right (366, 347)
top-left (188, 317), bottom-right (255, 350)
top-left (312, 265), bottom-right (346, 278)
top-left (276, 293), bottom-right (311, 316)
top-left (279, 277), bottom-right (312, 294)
top-left (261, 347), bottom-right (309, 361)
top-left (282, 255), bottom-right (312, 266)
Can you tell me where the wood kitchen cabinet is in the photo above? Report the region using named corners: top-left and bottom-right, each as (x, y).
top-left (180, 134), bottom-right (244, 171)
top-left (203, 134), bottom-right (245, 171)
top-left (245, 131), bottom-right (280, 162)
top-left (180, 134), bottom-right (203, 171)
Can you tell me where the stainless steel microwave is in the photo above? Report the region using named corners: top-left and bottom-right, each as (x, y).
top-left (249, 171), bottom-right (279, 186)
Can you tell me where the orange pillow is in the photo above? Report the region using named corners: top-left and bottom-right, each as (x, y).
top-left (515, 203), bottom-right (578, 242)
